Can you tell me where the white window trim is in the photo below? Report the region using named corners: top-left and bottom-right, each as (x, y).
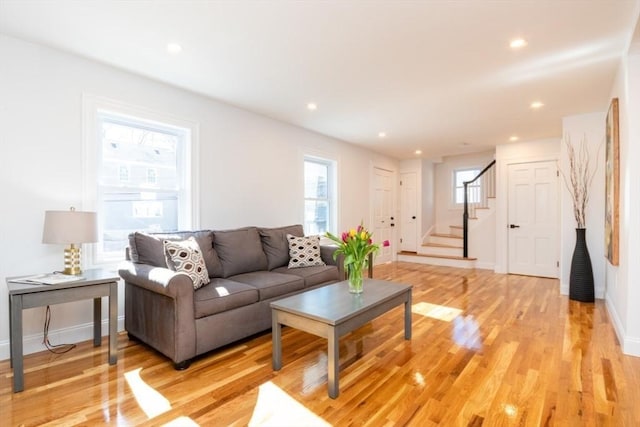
top-left (452, 166), bottom-right (482, 207)
top-left (303, 153), bottom-right (338, 236)
top-left (82, 94), bottom-right (200, 267)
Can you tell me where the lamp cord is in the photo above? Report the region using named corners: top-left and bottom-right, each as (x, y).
top-left (43, 305), bottom-right (76, 354)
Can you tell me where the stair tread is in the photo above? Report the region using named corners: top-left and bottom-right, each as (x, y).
top-left (422, 243), bottom-right (463, 249)
top-left (398, 251), bottom-right (477, 261)
top-left (430, 233), bottom-right (463, 239)
top-left (449, 225), bottom-right (463, 229)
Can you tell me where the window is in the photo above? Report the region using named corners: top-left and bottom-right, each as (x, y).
top-left (82, 96), bottom-right (198, 265)
top-left (453, 168), bottom-right (481, 204)
top-left (304, 156), bottom-right (336, 235)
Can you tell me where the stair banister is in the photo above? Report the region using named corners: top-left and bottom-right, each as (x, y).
top-left (463, 160), bottom-right (496, 258)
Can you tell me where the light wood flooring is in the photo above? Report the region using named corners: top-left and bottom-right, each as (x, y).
top-left (2, 262), bottom-right (639, 426)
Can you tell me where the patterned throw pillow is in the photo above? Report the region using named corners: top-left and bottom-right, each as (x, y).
top-left (287, 234), bottom-right (326, 268)
top-left (163, 237), bottom-right (210, 289)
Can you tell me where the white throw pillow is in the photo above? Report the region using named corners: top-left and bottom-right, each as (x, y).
top-left (287, 234), bottom-right (326, 268)
top-left (164, 237), bottom-right (210, 289)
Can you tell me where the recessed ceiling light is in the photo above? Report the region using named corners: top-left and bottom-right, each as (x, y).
top-left (510, 38), bottom-right (527, 49)
top-left (415, 150), bottom-right (422, 155)
top-left (378, 132), bottom-right (387, 138)
top-left (306, 102), bottom-right (317, 111)
top-left (166, 43), bottom-right (182, 54)
top-left (509, 135), bottom-right (519, 142)
top-left (530, 101), bottom-right (544, 109)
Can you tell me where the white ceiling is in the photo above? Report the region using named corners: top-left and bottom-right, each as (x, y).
top-left (1, 0), bottom-right (638, 159)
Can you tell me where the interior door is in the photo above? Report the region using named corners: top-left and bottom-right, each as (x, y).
top-left (508, 161), bottom-right (559, 278)
top-left (373, 167), bottom-right (394, 264)
top-left (400, 172), bottom-right (417, 252)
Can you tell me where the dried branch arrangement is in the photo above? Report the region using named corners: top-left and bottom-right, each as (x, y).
top-left (559, 135), bottom-right (599, 229)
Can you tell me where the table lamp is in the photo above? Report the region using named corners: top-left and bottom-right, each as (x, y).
top-left (42, 207), bottom-right (98, 275)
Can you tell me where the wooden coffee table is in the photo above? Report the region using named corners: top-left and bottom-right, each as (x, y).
top-left (270, 279), bottom-right (412, 398)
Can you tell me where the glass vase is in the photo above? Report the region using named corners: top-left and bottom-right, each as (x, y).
top-left (347, 263), bottom-right (365, 294)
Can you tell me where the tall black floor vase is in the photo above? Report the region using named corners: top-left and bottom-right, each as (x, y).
top-left (569, 228), bottom-right (595, 302)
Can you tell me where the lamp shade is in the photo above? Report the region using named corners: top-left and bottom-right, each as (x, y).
top-left (42, 209), bottom-right (98, 244)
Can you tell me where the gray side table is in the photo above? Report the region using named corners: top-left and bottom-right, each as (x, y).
top-left (7, 268), bottom-right (119, 392)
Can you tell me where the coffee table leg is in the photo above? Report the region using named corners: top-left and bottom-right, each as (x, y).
top-left (328, 326), bottom-right (339, 398)
top-left (272, 311), bottom-right (282, 370)
top-left (404, 292), bottom-right (412, 340)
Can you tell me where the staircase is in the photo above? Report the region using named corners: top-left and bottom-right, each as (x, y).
top-left (398, 160), bottom-right (496, 269)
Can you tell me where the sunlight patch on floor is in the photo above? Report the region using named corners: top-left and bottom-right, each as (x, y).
top-left (412, 302), bottom-right (462, 322)
top-left (124, 368), bottom-right (171, 419)
top-left (163, 416), bottom-right (200, 426)
top-left (249, 381), bottom-right (330, 426)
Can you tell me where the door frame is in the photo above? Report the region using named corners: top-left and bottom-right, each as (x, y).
top-left (370, 163), bottom-right (398, 265)
top-left (494, 153), bottom-right (560, 275)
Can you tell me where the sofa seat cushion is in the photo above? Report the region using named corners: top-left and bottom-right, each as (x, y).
top-left (273, 265), bottom-right (340, 288)
top-left (194, 278), bottom-right (259, 318)
top-left (229, 271), bottom-right (304, 300)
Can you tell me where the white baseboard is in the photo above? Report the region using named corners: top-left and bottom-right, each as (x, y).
top-left (0, 316), bottom-right (125, 361)
top-left (605, 293), bottom-right (640, 357)
top-left (475, 261), bottom-right (495, 271)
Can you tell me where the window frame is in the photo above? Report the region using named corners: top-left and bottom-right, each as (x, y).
top-left (303, 155), bottom-right (337, 236)
top-left (83, 95), bottom-right (200, 267)
top-left (452, 167), bottom-right (482, 206)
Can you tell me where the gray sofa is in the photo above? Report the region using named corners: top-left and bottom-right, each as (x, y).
top-left (118, 225), bottom-right (343, 369)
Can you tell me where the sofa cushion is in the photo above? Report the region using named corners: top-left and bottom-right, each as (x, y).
top-left (213, 227), bottom-right (268, 277)
top-left (287, 234), bottom-right (326, 268)
top-left (273, 265), bottom-right (340, 288)
top-left (259, 224), bottom-right (304, 270)
top-left (193, 278), bottom-right (259, 318)
top-left (229, 271), bottom-right (304, 300)
top-left (128, 230), bottom-right (223, 277)
top-left (164, 237), bottom-right (210, 290)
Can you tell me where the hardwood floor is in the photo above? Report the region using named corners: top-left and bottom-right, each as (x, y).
top-left (2, 262), bottom-right (639, 426)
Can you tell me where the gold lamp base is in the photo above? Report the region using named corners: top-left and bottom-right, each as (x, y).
top-left (63, 244), bottom-right (83, 275)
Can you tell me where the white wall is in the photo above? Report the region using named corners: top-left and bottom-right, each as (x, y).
top-left (434, 151), bottom-right (495, 233)
top-left (495, 138), bottom-right (560, 274)
top-left (421, 159), bottom-right (436, 239)
top-left (0, 35), bottom-right (398, 359)
top-left (605, 31), bottom-right (640, 356)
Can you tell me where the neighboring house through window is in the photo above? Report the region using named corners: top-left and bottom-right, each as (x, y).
top-left (83, 96), bottom-right (198, 265)
top-left (453, 167), bottom-right (481, 205)
top-left (304, 156), bottom-right (337, 235)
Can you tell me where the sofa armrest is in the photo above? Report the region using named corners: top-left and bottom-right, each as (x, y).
top-left (118, 261), bottom-right (197, 365)
top-left (118, 262), bottom-right (194, 299)
top-left (320, 245), bottom-right (345, 278)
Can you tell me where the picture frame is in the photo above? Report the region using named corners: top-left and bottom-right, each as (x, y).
top-left (605, 98), bottom-right (619, 266)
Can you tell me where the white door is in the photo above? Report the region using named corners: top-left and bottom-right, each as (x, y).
top-left (373, 167), bottom-right (394, 264)
top-left (400, 172), bottom-right (418, 252)
top-left (508, 161), bottom-right (559, 278)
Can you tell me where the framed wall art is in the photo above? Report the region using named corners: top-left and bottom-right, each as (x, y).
top-left (605, 97), bottom-right (619, 266)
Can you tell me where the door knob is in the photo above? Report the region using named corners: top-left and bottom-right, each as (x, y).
top-left (412, 216), bottom-right (416, 219)
top-left (391, 223), bottom-right (395, 227)
top-left (509, 224), bottom-right (520, 229)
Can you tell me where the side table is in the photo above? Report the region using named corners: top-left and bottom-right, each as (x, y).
top-left (6, 268), bottom-right (119, 392)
